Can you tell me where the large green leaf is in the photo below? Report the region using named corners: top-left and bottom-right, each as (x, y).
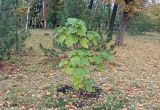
top-left (65, 36), bottom-right (78, 47)
top-left (76, 20), bottom-right (87, 36)
top-left (80, 38), bottom-right (89, 49)
top-left (57, 35), bottom-right (66, 43)
top-left (87, 31), bottom-right (99, 46)
top-left (77, 49), bottom-right (89, 56)
top-left (73, 67), bottom-right (90, 78)
top-left (83, 78), bottom-right (95, 92)
top-left (77, 19), bottom-right (86, 27)
top-left (85, 85), bottom-right (94, 92)
top-left (66, 67), bottom-right (73, 74)
top-left (68, 27), bottom-right (77, 34)
top-left (89, 56), bottom-right (102, 64)
top-left (69, 50), bottom-right (90, 58)
top-left (66, 18), bottom-right (78, 26)
top-left (69, 50), bottom-right (78, 57)
top-left (77, 30), bottom-right (86, 37)
top-left (87, 31), bottom-right (95, 40)
top-left (70, 56), bottom-right (80, 67)
top-left (71, 76), bottom-right (83, 88)
top-left (101, 51), bottom-right (112, 61)
top-left (55, 27), bottom-right (66, 34)
top-left (92, 31), bottom-right (100, 38)
top-left (59, 60), bottom-right (68, 67)
top-left (93, 39), bottom-right (98, 46)
top-left (79, 57), bottom-right (90, 66)
top-left (87, 31), bottom-right (100, 39)
top-left (96, 64), bottom-right (104, 72)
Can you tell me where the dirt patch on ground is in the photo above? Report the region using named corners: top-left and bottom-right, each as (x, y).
top-left (0, 61), bottom-right (20, 74)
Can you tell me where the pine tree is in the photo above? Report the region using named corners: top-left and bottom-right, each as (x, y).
top-left (0, 0), bottom-right (28, 60)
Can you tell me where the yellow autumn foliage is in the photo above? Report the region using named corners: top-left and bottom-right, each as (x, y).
top-left (145, 4), bottom-right (160, 24)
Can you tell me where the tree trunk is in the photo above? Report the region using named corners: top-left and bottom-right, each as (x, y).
top-left (115, 12), bottom-right (129, 45)
top-left (107, 3), bottom-right (118, 41)
top-left (115, 0), bottom-right (133, 45)
top-left (43, 0), bottom-right (47, 29)
top-left (25, 7), bottom-right (30, 32)
top-left (88, 0), bottom-right (94, 9)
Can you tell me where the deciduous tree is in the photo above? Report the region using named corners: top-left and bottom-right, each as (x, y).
top-left (115, 0), bottom-right (144, 45)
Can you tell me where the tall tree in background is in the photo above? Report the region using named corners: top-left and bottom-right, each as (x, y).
top-left (47, 0), bottom-right (63, 27)
top-left (115, 0), bottom-right (133, 45)
top-left (107, 3), bottom-right (118, 40)
top-left (43, 0), bottom-right (47, 29)
top-left (115, 0), bottom-right (144, 45)
top-left (24, 0), bottom-right (33, 32)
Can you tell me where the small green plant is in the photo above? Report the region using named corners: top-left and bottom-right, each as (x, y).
top-left (55, 18), bottom-right (112, 92)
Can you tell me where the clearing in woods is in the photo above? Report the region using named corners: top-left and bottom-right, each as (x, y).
top-left (0, 29), bottom-right (160, 109)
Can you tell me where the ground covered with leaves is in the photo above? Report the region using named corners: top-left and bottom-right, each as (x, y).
top-left (0, 30), bottom-right (160, 110)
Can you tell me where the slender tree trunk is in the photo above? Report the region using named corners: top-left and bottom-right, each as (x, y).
top-left (115, 12), bottom-right (129, 45)
top-left (107, 3), bottom-right (118, 41)
top-left (43, 0), bottom-right (47, 29)
top-left (88, 0), bottom-right (94, 9)
top-left (25, 7), bottom-right (30, 32)
top-left (115, 0), bottom-right (133, 45)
